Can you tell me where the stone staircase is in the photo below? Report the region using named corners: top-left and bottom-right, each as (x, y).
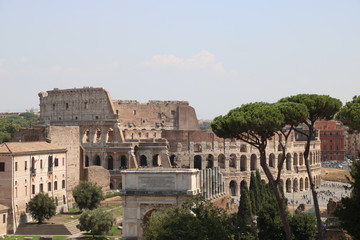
top-left (64, 220), bottom-right (81, 235)
top-left (15, 224), bottom-right (71, 235)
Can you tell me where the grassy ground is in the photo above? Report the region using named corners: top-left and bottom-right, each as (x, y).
top-left (321, 167), bottom-right (351, 182)
top-left (3, 236), bottom-right (67, 240)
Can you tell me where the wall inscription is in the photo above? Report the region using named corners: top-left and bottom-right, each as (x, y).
top-left (138, 176), bottom-right (175, 190)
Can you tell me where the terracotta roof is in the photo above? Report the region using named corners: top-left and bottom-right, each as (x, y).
top-left (0, 141), bottom-right (66, 154)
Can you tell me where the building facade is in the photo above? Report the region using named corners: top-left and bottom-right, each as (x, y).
top-left (36, 87), bottom-right (322, 200)
top-left (0, 141), bottom-right (68, 233)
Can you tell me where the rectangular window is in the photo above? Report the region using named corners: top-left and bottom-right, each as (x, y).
top-left (62, 180), bottom-right (65, 189)
top-left (48, 182), bottom-right (52, 191)
top-left (32, 185), bottom-right (35, 194)
top-left (54, 181), bottom-right (58, 190)
top-left (39, 184), bottom-right (43, 192)
top-left (0, 162), bottom-right (5, 172)
top-left (25, 161), bottom-right (27, 171)
top-left (54, 158), bottom-right (59, 167)
top-left (3, 214), bottom-right (5, 223)
top-left (40, 160), bottom-right (43, 169)
top-left (15, 162), bottom-right (18, 171)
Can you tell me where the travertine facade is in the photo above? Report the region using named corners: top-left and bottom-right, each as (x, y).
top-left (36, 87), bottom-right (321, 200)
top-left (0, 142), bottom-right (68, 233)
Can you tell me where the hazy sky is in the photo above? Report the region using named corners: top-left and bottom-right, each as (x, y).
top-left (1, 1), bottom-right (359, 119)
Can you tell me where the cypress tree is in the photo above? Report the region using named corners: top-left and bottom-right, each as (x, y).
top-left (249, 172), bottom-right (258, 214)
top-left (238, 184), bottom-right (252, 227)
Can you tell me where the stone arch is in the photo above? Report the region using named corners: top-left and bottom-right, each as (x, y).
top-left (293, 178), bottom-right (298, 192)
top-left (120, 155), bottom-right (128, 169)
top-left (269, 153), bottom-right (275, 168)
top-left (218, 154), bottom-right (225, 169)
top-left (152, 154), bottom-right (159, 167)
top-left (250, 154), bottom-right (257, 171)
top-left (143, 209), bottom-right (157, 227)
top-left (309, 152), bottom-right (313, 165)
top-left (240, 180), bottom-right (247, 189)
top-left (206, 154), bottom-right (214, 168)
top-left (82, 129), bottom-right (90, 143)
top-left (229, 180), bottom-right (237, 196)
top-left (94, 128), bottom-right (101, 143)
top-left (94, 155), bottom-right (101, 166)
top-left (293, 153), bottom-right (298, 166)
top-left (286, 179), bottom-right (291, 193)
top-left (300, 178), bottom-right (304, 191)
top-left (240, 155), bottom-right (247, 171)
top-left (299, 153), bottom-right (304, 166)
top-left (170, 155), bottom-right (176, 167)
top-left (194, 155), bottom-right (202, 170)
top-left (240, 144), bottom-right (247, 152)
top-left (286, 153), bottom-right (292, 171)
top-left (107, 128), bottom-right (115, 143)
top-left (107, 155), bottom-right (114, 170)
top-left (278, 153), bottom-right (283, 167)
top-left (305, 177), bottom-right (309, 190)
top-left (140, 155), bottom-right (147, 167)
top-left (229, 154), bottom-right (236, 169)
top-left (85, 155), bottom-right (89, 167)
top-left (110, 182), bottom-right (114, 190)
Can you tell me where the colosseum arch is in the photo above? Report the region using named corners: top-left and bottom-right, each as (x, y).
top-left (240, 180), bottom-right (247, 189)
top-left (170, 155), bottom-right (176, 167)
top-left (229, 180), bottom-right (237, 196)
top-left (194, 155), bottom-right (202, 170)
top-left (240, 155), bottom-right (247, 171)
top-left (106, 128), bottom-right (114, 143)
top-left (299, 153), bottom-right (304, 166)
top-left (82, 129), bottom-right (90, 143)
top-left (93, 155), bottom-right (101, 166)
top-left (305, 177), bottom-right (309, 190)
top-left (293, 178), bottom-right (298, 192)
top-left (286, 179), bottom-right (291, 193)
top-left (269, 153), bottom-right (275, 168)
top-left (250, 154), bottom-right (257, 171)
top-left (229, 154), bottom-right (236, 169)
top-left (206, 154), bottom-right (214, 168)
top-left (218, 154), bottom-right (225, 169)
top-left (120, 155), bottom-right (127, 169)
top-left (286, 153), bottom-right (292, 171)
top-left (94, 128), bottom-right (101, 143)
top-left (140, 155), bottom-right (147, 167)
top-left (152, 154), bottom-right (159, 167)
top-left (194, 143), bottom-right (202, 152)
top-left (300, 178), bottom-right (304, 191)
top-left (107, 155), bottom-right (114, 170)
top-left (293, 153), bottom-right (298, 166)
top-left (278, 153), bottom-right (283, 168)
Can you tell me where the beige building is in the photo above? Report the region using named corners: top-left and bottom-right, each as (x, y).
top-left (0, 204), bottom-right (9, 236)
top-left (0, 141), bottom-right (68, 234)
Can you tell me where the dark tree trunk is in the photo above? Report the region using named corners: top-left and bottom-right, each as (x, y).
top-left (259, 149), bottom-right (292, 240)
top-left (304, 124), bottom-right (323, 240)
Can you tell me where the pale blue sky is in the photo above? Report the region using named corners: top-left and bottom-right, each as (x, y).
top-left (1, 0), bottom-right (359, 119)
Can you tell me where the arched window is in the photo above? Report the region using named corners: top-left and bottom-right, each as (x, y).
top-left (85, 155), bottom-right (89, 167)
top-left (140, 155), bottom-right (147, 167)
top-left (286, 153), bottom-right (292, 171)
top-left (170, 155), bottom-right (176, 167)
top-left (107, 155), bottom-right (114, 170)
top-left (218, 154), bottom-right (225, 169)
top-left (229, 181), bottom-right (237, 196)
top-left (94, 155), bottom-right (101, 166)
top-left (229, 154), bottom-right (236, 169)
top-left (152, 154), bottom-right (159, 167)
top-left (206, 154), bottom-right (214, 168)
top-left (194, 155), bottom-right (202, 170)
top-left (240, 155), bottom-right (247, 171)
top-left (120, 155), bottom-right (127, 169)
top-left (269, 154), bottom-right (275, 168)
top-left (250, 154), bottom-right (257, 171)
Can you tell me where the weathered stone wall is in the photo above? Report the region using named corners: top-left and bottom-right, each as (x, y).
top-left (83, 166), bottom-right (110, 193)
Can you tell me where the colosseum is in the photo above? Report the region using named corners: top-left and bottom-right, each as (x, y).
top-left (37, 87), bottom-right (321, 199)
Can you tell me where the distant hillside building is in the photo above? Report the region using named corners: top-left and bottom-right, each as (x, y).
top-left (315, 120), bottom-right (346, 162)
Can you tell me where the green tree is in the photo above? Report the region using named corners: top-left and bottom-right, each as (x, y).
top-left (72, 181), bottom-right (104, 210)
top-left (257, 202), bottom-right (285, 240)
top-left (335, 160), bottom-right (360, 239)
top-left (27, 192), bottom-right (56, 223)
top-left (337, 95), bottom-right (360, 134)
top-left (249, 172), bottom-right (259, 215)
top-left (211, 102), bottom-right (308, 240)
top-left (291, 213), bottom-right (316, 240)
top-left (236, 184), bottom-right (257, 240)
top-left (143, 196), bottom-right (234, 240)
top-left (77, 208), bottom-right (115, 236)
top-left (280, 94), bottom-right (342, 239)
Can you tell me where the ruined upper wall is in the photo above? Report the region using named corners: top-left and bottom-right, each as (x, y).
top-left (38, 87), bottom-right (200, 131)
top-left (112, 99), bottom-right (200, 131)
top-left (39, 87), bottom-right (117, 122)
